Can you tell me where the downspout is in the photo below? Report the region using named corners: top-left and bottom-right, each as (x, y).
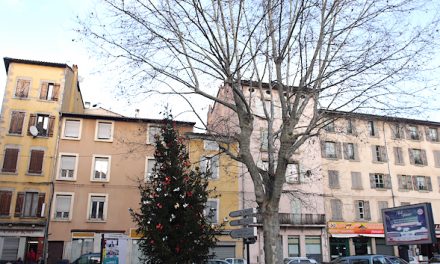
top-left (382, 122), bottom-right (396, 207)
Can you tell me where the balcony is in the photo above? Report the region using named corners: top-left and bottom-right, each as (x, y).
top-left (256, 213), bottom-right (326, 226)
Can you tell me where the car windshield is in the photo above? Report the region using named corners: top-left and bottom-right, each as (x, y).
top-left (352, 259), bottom-right (370, 264)
top-left (430, 258), bottom-right (440, 262)
top-left (387, 257), bottom-right (408, 264)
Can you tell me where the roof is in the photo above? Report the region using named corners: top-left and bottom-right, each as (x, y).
top-left (4, 57), bottom-right (72, 73)
top-left (61, 112), bottom-right (196, 126)
top-left (83, 107), bottom-right (124, 117)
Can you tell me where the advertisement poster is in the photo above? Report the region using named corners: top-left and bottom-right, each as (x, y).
top-left (103, 234), bottom-right (128, 264)
top-left (382, 203), bottom-right (436, 245)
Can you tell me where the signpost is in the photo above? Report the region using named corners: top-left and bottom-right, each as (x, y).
top-left (228, 208), bottom-right (258, 264)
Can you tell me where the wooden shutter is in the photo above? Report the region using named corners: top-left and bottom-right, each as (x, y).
top-left (412, 176), bottom-right (418, 190)
top-left (15, 79), bottom-right (30, 97)
top-left (9, 111), bottom-right (25, 134)
top-left (331, 199), bottom-right (342, 220)
top-left (28, 150), bottom-right (44, 174)
top-left (434, 151), bottom-right (440, 168)
top-left (328, 170), bottom-right (340, 188)
top-left (0, 191), bottom-right (12, 216)
top-left (351, 172), bottom-right (362, 189)
top-left (336, 142), bottom-right (342, 159)
top-left (364, 201), bottom-right (371, 220)
top-left (36, 193), bottom-right (45, 217)
top-left (14, 192), bottom-right (24, 217)
top-left (380, 146), bottom-right (388, 162)
top-left (27, 114), bottom-right (36, 136)
top-left (418, 128), bottom-right (424, 141)
top-left (354, 200), bottom-right (361, 219)
top-left (406, 175), bottom-right (413, 190)
top-left (48, 116), bottom-right (56, 137)
top-left (426, 127), bottom-right (432, 142)
top-left (52, 84), bottom-right (60, 101)
top-left (354, 144), bottom-right (360, 161)
top-left (426, 177), bottom-right (432, 191)
top-left (2, 148), bottom-right (19, 173)
top-left (342, 143), bottom-right (348, 160)
top-left (394, 147), bottom-right (404, 165)
top-left (320, 141), bottom-right (326, 158)
top-left (372, 146), bottom-right (378, 162)
top-left (409, 149), bottom-right (415, 165)
top-left (369, 173), bottom-right (376, 188)
top-left (421, 150), bottom-right (427, 166)
top-left (40, 82), bottom-right (48, 99)
top-left (384, 174), bottom-right (392, 189)
top-left (397, 175), bottom-right (404, 189)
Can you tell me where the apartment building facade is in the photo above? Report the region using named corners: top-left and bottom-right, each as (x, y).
top-left (0, 58), bottom-right (81, 262)
top-left (320, 111), bottom-right (440, 260)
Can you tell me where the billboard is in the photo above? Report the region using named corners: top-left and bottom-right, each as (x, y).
top-left (382, 203), bottom-right (436, 245)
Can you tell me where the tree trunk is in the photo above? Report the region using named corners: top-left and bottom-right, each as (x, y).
top-left (262, 201), bottom-right (281, 264)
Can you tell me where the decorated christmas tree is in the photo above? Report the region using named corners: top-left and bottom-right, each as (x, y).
top-left (131, 114), bottom-right (219, 264)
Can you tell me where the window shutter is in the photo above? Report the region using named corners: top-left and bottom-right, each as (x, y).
top-left (36, 193), bottom-right (45, 217)
top-left (40, 82), bottom-right (48, 99)
top-left (29, 150), bottom-right (44, 174)
top-left (351, 172), bottom-right (362, 189)
top-left (9, 111), bottom-right (25, 134)
top-left (364, 201), bottom-right (371, 220)
top-left (421, 150), bottom-right (427, 166)
top-left (0, 191), bottom-right (12, 216)
top-left (48, 116), bottom-right (56, 137)
top-left (409, 149), bottom-right (415, 165)
top-left (385, 174), bottom-right (392, 189)
top-left (438, 176), bottom-right (440, 191)
top-left (412, 176), bottom-right (418, 191)
top-left (342, 143), bottom-right (348, 160)
top-left (336, 142), bottom-right (342, 159)
top-left (380, 146), bottom-right (388, 162)
top-left (418, 128), bottom-right (424, 141)
top-left (14, 192), bottom-right (24, 217)
top-left (369, 173), bottom-right (376, 188)
top-left (354, 144), bottom-right (360, 161)
top-left (351, 120), bottom-right (357, 135)
top-left (426, 177), bottom-right (432, 191)
top-left (15, 79), bottom-right (30, 97)
top-left (200, 156), bottom-right (207, 173)
top-left (2, 148), bottom-right (19, 173)
top-left (394, 147), bottom-right (404, 165)
top-left (27, 114), bottom-right (36, 136)
top-left (211, 155), bottom-right (219, 179)
top-left (331, 199), bottom-right (342, 220)
top-left (320, 141), bottom-right (326, 158)
top-left (406, 176), bottom-right (413, 190)
top-left (397, 175), bottom-right (404, 189)
top-left (372, 146), bottom-right (378, 162)
top-left (426, 127), bottom-right (432, 142)
top-left (434, 151), bottom-right (440, 168)
top-left (354, 200), bottom-right (361, 220)
top-left (52, 84), bottom-right (60, 101)
top-left (329, 170), bottom-right (340, 188)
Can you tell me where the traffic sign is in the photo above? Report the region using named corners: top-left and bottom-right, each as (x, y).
top-left (229, 217), bottom-right (257, 226)
top-left (230, 227), bottom-right (257, 239)
top-left (229, 208), bottom-right (257, 218)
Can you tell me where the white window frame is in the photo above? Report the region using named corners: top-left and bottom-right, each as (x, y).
top-left (56, 153), bottom-right (79, 181)
top-left (204, 140), bottom-right (219, 151)
top-left (146, 125), bottom-right (161, 144)
top-left (201, 155), bottom-right (219, 179)
top-left (374, 174), bottom-right (385, 188)
top-left (61, 118), bottom-right (82, 140)
top-left (286, 162), bottom-right (300, 184)
top-left (204, 199), bottom-right (219, 224)
top-left (408, 125), bottom-right (419, 140)
top-left (94, 120), bottom-right (114, 142)
top-left (346, 143), bottom-right (355, 160)
top-left (90, 155), bottom-right (111, 182)
top-left (144, 157), bottom-right (155, 181)
top-left (86, 193), bottom-right (109, 222)
top-left (357, 200), bottom-right (366, 219)
top-left (52, 192), bottom-right (74, 221)
top-left (325, 141), bottom-right (337, 159)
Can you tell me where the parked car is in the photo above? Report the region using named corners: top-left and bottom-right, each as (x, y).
top-left (205, 260), bottom-right (229, 264)
top-left (225, 258), bottom-right (246, 264)
top-left (408, 256), bottom-right (419, 264)
top-left (284, 257), bottom-right (318, 264)
top-left (331, 255), bottom-right (408, 264)
top-left (429, 256), bottom-right (440, 264)
top-left (71, 253), bottom-right (101, 264)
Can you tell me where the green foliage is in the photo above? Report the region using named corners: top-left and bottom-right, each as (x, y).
top-left (131, 114), bottom-right (219, 264)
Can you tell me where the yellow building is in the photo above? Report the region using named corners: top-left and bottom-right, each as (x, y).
top-left (0, 58), bottom-right (81, 261)
top-left (186, 134), bottom-right (245, 259)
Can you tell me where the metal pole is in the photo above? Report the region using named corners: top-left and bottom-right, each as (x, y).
top-left (100, 234), bottom-right (105, 263)
top-left (247, 241), bottom-right (250, 264)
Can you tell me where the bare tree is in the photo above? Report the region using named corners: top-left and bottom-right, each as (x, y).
top-left (78, 0), bottom-right (440, 262)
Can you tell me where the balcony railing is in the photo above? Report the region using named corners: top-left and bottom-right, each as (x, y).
top-left (256, 213), bottom-right (326, 226)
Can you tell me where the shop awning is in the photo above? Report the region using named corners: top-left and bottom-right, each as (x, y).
top-left (360, 234), bottom-right (384, 238)
top-left (331, 234), bottom-right (359, 238)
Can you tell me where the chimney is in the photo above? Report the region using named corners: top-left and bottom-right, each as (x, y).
top-left (85, 102), bottom-right (91, 109)
top-left (135, 109), bottom-right (140, 118)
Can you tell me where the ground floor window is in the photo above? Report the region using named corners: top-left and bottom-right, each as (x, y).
top-left (376, 238), bottom-right (393, 255)
top-left (131, 240), bottom-right (143, 264)
top-left (288, 236), bottom-right (300, 257)
top-left (306, 236), bottom-right (322, 263)
top-left (330, 238), bottom-right (349, 259)
top-left (71, 238), bottom-right (94, 261)
top-left (353, 237), bottom-right (371, 255)
top-left (1, 237), bottom-right (19, 261)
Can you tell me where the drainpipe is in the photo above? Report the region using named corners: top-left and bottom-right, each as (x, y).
top-left (382, 122), bottom-right (396, 207)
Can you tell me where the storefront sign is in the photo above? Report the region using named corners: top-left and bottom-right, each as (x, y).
top-left (328, 222), bottom-right (384, 235)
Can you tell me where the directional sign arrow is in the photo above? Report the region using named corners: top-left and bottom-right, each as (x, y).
top-left (229, 208), bottom-right (257, 218)
top-left (229, 227), bottom-right (257, 239)
top-left (229, 217), bottom-right (257, 226)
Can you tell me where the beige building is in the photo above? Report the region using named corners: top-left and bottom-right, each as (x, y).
top-left (320, 111), bottom-right (440, 260)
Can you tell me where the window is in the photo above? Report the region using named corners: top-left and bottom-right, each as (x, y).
top-left (204, 140), bottom-right (219, 151)
top-left (391, 124), bottom-right (404, 139)
top-left (54, 194), bottom-right (73, 220)
top-left (15, 192), bottom-right (45, 218)
top-left (305, 236), bottom-right (322, 263)
top-left (260, 129), bottom-right (269, 151)
top-left (204, 200), bottom-right (218, 223)
top-left (324, 121), bottom-right (335, 132)
top-left (409, 148), bottom-right (427, 166)
top-left (58, 154), bottom-right (78, 180)
top-left (8, 111), bottom-right (25, 135)
top-left (413, 176), bottom-right (432, 191)
top-left (88, 195), bottom-right (107, 221)
top-left (0, 191), bottom-right (12, 216)
top-left (145, 158), bottom-right (155, 181)
top-left (351, 172), bottom-right (363, 189)
top-left (39, 82), bottom-right (60, 101)
top-left (2, 148), bottom-right (19, 173)
top-left (27, 114), bottom-right (55, 137)
top-left (28, 150), bottom-right (44, 174)
top-left (434, 151), bottom-right (440, 168)
top-left (147, 125), bottom-right (161, 144)
top-left (407, 125), bottom-right (420, 140)
top-left (427, 127), bottom-right (439, 142)
top-left (95, 121), bottom-right (113, 141)
top-left (286, 163), bottom-right (300, 184)
top-left (288, 236), bottom-right (300, 257)
top-left (63, 119), bottom-right (81, 139)
top-left (15, 79), bottom-right (30, 98)
top-left (330, 199), bottom-right (343, 220)
top-left (368, 121), bottom-right (377, 136)
top-left (377, 201), bottom-right (388, 222)
top-left (372, 145), bottom-right (387, 162)
top-left (355, 200), bottom-right (370, 220)
top-left (347, 119), bottom-right (355, 134)
top-left (322, 141), bottom-right (340, 159)
top-left (397, 175), bottom-right (413, 190)
top-left (393, 147), bottom-right (404, 165)
top-left (328, 170), bottom-right (340, 189)
top-left (200, 155), bottom-right (219, 179)
top-left (369, 173), bottom-right (391, 189)
top-left (343, 143), bottom-right (358, 161)
top-left (92, 156), bottom-right (110, 181)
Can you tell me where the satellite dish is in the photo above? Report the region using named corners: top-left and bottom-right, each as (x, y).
top-left (29, 126), bottom-right (38, 137)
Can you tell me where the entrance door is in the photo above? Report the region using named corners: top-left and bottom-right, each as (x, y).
top-left (48, 241), bottom-right (64, 264)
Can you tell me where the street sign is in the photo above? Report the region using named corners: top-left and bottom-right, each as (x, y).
top-left (229, 217), bottom-right (257, 226)
top-left (229, 208), bottom-right (257, 218)
top-left (230, 227), bottom-right (257, 239)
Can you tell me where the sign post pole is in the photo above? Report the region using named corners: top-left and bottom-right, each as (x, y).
top-left (228, 208), bottom-right (258, 264)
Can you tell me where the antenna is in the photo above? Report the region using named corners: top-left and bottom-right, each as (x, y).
top-left (29, 126), bottom-right (38, 137)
